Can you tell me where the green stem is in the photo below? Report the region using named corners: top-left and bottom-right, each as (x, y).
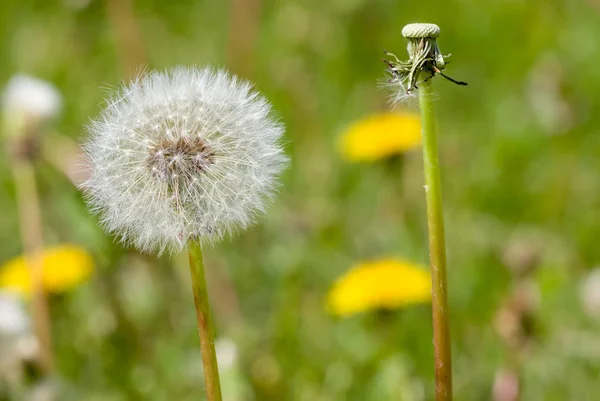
top-left (187, 240), bottom-right (223, 401)
top-left (418, 76), bottom-right (453, 400)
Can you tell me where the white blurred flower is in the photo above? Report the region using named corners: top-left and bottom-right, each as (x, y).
top-left (0, 291), bottom-right (30, 337)
top-left (83, 66), bottom-right (287, 253)
top-left (216, 338), bottom-right (238, 370)
top-left (2, 74), bottom-right (62, 122)
top-left (580, 268), bottom-right (600, 319)
top-left (216, 338), bottom-right (250, 401)
top-left (0, 292), bottom-right (37, 386)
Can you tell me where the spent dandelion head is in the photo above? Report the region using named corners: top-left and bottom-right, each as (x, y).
top-left (385, 23), bottom-right (463, 398)
top-left (383, 23), bottom-right (467, 105)
top-left (2, 75), bottom-right (62, 160)
top-left (1, 75), bottom-right (62, 126)
top-left (338, 112), bottom-right (421, 162)
top-left (327, 258), bottom-right (431, 317)
top-left (83, 66), bottom-right (287, 254)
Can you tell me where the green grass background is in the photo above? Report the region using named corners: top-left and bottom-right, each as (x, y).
top-left (1, 0), bottom-right (600, 399)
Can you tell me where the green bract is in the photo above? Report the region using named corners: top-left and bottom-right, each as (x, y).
top-left (384, 23), bottom-right (466, 94)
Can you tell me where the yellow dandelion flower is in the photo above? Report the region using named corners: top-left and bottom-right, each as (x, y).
top-left (338, 112), bottom-right (421, 162)
top-left (0, 244), bottom-right (94, 297)
top-left (327, 258), bottom-right (431, 317)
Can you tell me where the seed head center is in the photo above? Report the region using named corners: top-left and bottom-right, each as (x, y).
top-left (146, 136), bottom-right (215, 184)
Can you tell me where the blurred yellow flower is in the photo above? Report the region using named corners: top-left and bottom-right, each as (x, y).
top-left (327, 258), bottom-right (431, 317)
top-left (338, 112), bottom-right (421, 162)
top-left (0, 244), bottom-right (94, 297)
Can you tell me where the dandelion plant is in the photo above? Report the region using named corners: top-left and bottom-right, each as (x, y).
top-left (2, 75), bottom-right (62, 373)
top-left (383, 23), bottom-right (467, 401)
top-left (83, 67), bottom-right (287, 401)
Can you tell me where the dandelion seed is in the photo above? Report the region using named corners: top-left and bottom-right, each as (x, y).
top-left (82, 67), bottom-right (287, 254)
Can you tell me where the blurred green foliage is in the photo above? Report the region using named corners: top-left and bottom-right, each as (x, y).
top-left (1, 0), bottom-right (600, 400)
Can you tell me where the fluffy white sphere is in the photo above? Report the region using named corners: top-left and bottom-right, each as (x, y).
top-left (83, 67), bottom-right (287, 254)
top-left (2, 74), bottom-right (62, 120)
top-left (0, 291), bottom-right (30, 337)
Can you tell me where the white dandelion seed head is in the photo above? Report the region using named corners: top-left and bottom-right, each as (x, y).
top-left (83, 66), bottom-right (287, 254)
top-left (0, 291), bottom-right (30, 337)
top-left (2, 74), bottom-right (62, 121)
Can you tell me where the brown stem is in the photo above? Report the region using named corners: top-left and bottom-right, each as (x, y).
top-left (226, 0), bottom-right (262, 77)
top-left (12, 159), bottom-right (53, 373)
top-left (105, 0), bottom-right (147, 78)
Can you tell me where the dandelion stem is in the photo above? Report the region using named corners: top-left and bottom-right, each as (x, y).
top-left (187, 240), bottom-right (223, 401)
top-left (12, 159), bottom-right (53, 373)
top-left (226, 0), bottom-right (262, 77)
top-left (104, 0), bottom-right (146, 78)
top-left (418, 75), bottom-right (453, 400)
